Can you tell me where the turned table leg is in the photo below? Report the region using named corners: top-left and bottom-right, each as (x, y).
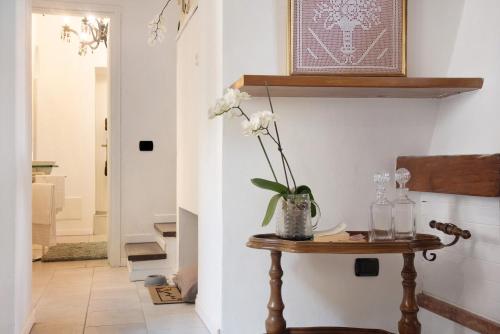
top-left (399, 253), bottom-right (421, 334)
top-left (266, 250), bottom-right (286, 334)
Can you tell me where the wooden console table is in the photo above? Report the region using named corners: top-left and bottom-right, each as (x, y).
top-left (247, 222), bottom-right (471, 334)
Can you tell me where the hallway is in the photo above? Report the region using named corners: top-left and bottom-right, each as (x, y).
top-left (31, 261), bottom-right (208, 334)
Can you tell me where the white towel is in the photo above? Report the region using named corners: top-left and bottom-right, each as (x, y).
top-left (32, 183), bottom-right (55, 225)
top-left (32, 183), bottom-right (57, 247)
top-left (34, 175), bottom-right (65, 212)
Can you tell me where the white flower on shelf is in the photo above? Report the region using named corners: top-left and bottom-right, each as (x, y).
top-left (208, 89), bottom-right (251, 119)
top-left (242, 111), bottom-right (276, 136)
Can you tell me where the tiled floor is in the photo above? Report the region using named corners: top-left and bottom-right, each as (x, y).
top-left (31, 260), bottom-right (209, 334)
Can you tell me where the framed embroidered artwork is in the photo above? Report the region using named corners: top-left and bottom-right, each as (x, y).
top-left (289, 0), bottom-right (407, 76)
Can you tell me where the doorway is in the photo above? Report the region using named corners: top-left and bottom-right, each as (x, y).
top-left (31, 0), bottom-right (121, 266)
top-left (31, 12), bottom-right (109, 259)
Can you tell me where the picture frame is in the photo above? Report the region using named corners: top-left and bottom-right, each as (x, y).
top-left (288, 0), bottom-right (407, 76)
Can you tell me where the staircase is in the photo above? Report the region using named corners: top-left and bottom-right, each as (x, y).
top-left (125, 222), bottom-right (177, 281)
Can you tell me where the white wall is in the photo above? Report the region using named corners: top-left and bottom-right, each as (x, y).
top-left (0, 0), bottom-right (32, 333)
top-left (192, 0), bottom-right (476, 333)
top-left (32, 14), bottom-right (108, 235)
top-left (407, 0), bottom-right (465, 77)
top-left (175, 2), bottom-right (225, 333)
top-left (195, 1), bottom-right (224, 332)
top-left (177, 9), bottom-right (200, 214)
top-left (218, 0), bottom-right (448, 332)
top-left (33, 0), bottom-right (178, 258)
top-left (116, 0), bottom-right (177, 251)
top-left (417, 0), bottom-right (500, 332)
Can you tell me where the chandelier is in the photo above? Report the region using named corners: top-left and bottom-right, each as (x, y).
top-left (61, 16), bottom-right (108, 56)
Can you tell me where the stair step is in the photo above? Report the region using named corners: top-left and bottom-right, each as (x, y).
top-left (154, 223), bottom-right (177, 237)
top-left (125, 242), bottom-right (166, 262)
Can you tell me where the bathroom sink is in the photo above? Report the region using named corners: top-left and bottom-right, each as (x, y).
top-left (32, 160), bottom-right (57, 167)
top-left (32, 161), bottom-right (58, 175)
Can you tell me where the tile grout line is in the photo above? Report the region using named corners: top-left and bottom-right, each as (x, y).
top-left (81, 266), bottom-right (96, 334)
top-left (136, 281), bottom-right (149, 332)
top-left (31, 265), bottom-right (57, 313)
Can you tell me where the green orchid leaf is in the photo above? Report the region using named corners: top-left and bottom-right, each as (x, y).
top-left (295, 185), bottom-right (314, 198)
top-left (251, 178), bottom-right (289, 194)
top-left (262, 193), bottom-right (282, 227)
top-left (295, 185), bottom-right (317, 217)
top-left (311, 201), bottom-right (321, 218)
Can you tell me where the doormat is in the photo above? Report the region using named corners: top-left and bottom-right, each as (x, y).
top-left (42, 242), bottom-right (107, 262)
top-left (148, 285), bottom-right (184, 305)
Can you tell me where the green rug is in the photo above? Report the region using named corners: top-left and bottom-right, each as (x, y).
top-left (42, 242), bottom-right (107, 262)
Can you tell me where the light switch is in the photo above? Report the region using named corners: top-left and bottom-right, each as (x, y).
top-left (355, 258), bottom-right (379, 277)
top-left (139, 141), bottom-right (154, 152)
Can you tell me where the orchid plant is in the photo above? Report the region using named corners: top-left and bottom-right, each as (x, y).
top-left (209, 88), bottom-right (319, 227)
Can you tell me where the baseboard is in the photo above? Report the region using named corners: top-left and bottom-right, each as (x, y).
top-left (56, 227), bottom-right (93, 236)
top-left (196, 303), bottom-right (221, 334)
top-left (21, 309), bottom-right (35, 334)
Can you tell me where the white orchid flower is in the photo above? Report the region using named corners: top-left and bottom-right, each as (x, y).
top-left (257, 110), bottom-right (276, 128)
top-left (208, 89), bottom-right (251, 119)
top-left (223, 88), bottom-right (251, 109)
top-left (241, 110), bottom-right (276, 136)
top-left (208, 100), bottom-right (229, 119)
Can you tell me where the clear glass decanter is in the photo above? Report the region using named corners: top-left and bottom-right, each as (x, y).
top-left (369, 172), bottom-right (394, 242)
top-left (393, 168), bottom-right (416, 240)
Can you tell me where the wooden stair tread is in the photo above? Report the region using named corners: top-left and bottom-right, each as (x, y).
top-left (125, 242), bottom-right (166, 261)
top-left (154, 223), bottom-right (177, 237)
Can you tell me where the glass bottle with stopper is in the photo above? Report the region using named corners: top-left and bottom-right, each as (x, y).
top-left (393, 168), bottom-right (416, 240)
top-left (369, 172), bottom-right (394, 242)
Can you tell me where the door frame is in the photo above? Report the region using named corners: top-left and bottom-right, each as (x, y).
top-left (31, 0), bottom-right (122, 266)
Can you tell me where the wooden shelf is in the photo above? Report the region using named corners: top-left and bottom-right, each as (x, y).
top-left (397, 154), bottom-right (500, 197)
top-left (285, 327), bottom-right (392, 333)
top-left (247, 233), bottom-right (444, 254)
top-left (231, 75), bottom-right (483, 99)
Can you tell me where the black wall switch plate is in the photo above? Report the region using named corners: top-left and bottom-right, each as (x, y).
top-left (355, 258), bottom-right (379, 277)
top-left (139, 141), bottom-right (154, 151)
